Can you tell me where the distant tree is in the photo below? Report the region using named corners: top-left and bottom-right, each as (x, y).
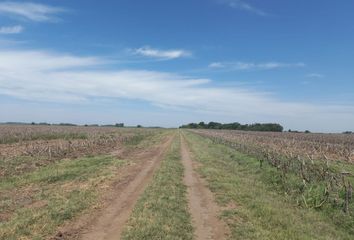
top-left (137, 125), bottom-right (142, 128)
top-left (198, 122), bottom-right (206, 128)
top-left (59, 123), bottom-right (77, 126)
top-left (207, 122), bottom-right (222, 129)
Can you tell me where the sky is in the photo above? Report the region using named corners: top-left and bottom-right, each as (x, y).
top-left (0, 0), bottom-right (353, 132)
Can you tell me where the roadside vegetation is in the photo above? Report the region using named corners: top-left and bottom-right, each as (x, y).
top-left (121, 135), bottom-right (193, 240)
top-left (183, 131), bottom-right (353, 239)
top-left (0, 155), bottom-right (125, 240)
top-left (192, 129), bottom-right (354, 216)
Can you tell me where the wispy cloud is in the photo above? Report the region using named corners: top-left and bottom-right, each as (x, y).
top-left (0, 2), bottom-right (65, 22)
top-left (208, 61), bottom-right (305, 71)
top-left (306, 73), bottom-right (324, 78)
top-left (133, 46), bottom-right (192, 60)
top-left (0, 50), bottom-right (104, 70)
top-left (0, 48), bottom-right (353, 131)
top-left (218, 0), bottom-right (267, 16)
top-left (0, 25), bottom-right (23, 34)
top-left (209, 62), bottom-right (225, 68)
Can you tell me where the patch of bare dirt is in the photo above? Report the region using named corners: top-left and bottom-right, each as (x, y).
top-left (0, 185), bottom-right (40, 211)
top-left (180, 134), bottom-right (229, 240)
top-left (0, 212), bottom-right (11, 222)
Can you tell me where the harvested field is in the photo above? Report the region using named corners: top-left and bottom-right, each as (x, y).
top-left (1, 1), bottom-right (352, 239)
top-left (0, 125), bottom-right (169, 240)
top-left (191, 129), bottom-right (354, 162)
top-left (0, 125), bottom-right (156, 178)
top-left (1, 127), bottom-right (353, 240)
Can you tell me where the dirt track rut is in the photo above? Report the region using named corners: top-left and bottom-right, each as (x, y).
top-left (181, 134), bottom-right (227, 240)
top-left (76, 135), bottom-right (174, 240)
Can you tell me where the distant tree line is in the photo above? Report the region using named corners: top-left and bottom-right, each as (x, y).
top-left (180, 122), bottom-right (284, 132)
top-left (288, 129), bottom-right (311, 133)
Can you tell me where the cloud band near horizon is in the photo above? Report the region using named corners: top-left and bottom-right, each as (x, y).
top-left (0, 48), bottom-right (353, 132)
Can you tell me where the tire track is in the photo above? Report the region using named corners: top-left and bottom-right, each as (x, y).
top-left (75, 134), bottom-right (175, 240)
top-left (180, 133), bottom-right (228, 240)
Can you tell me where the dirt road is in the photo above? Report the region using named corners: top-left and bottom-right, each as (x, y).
top-left (80, 135), bottom-right (174, 240)
top-left (180, 134), bottom-right (227, 240)
top-left (53, 132), bottom-right (227, 240)
top-left (63, 134), bottom-right (175, 240)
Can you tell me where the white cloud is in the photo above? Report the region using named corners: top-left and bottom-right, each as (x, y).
top-left (0, 25), bottom-right (23, 34)
top-left (306, 73), bottom-right (324, 78)
top-left (133, 46), bottom-right (191, 60)
top-left (208, 62), bottom-right (225, 68)
top-left (0, 50), bottom-right (104, 70)
top-left (0, 2), bottom-right (65, 22)
top-left (209, 61), bottom-right (305, 71)
top-left (0, 49), bottom-right (353, 132)
top-left (218, 0), bottom-right (267, 16)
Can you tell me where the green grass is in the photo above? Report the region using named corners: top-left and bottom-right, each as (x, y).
top-left (121, 135), bottom-right (193, 240)
top-left (0, 155), bottom-right (125, 240)
top-left (0, 155), bottom-right (124, 190)
top-left (183, 131), bottom-right (353, 240)
top-left (123, 129), bottom-right (173, 149)
top-left (0, 155), bottom-right (47, 178)
top-left (1, 189), bottom-right (95, 240)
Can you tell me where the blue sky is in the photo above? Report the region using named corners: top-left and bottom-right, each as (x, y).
top-left (0, 0), bottom-right (353, 132)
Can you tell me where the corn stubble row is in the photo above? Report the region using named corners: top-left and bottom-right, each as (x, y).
top-left (192, 129), bottom-right (354, 214)
top-left (0, 125), bottom-right (151, 177)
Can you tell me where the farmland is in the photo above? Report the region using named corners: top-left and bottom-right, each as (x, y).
top-left (0, 125), bottom-right (168, 240)
top-left (0, 125), bottom-right (353, 239)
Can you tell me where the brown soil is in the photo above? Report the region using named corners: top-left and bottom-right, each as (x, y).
top-left (180, 134), bottom-right (228, 240)
top-left (51, 134), bottom-right (174, 240)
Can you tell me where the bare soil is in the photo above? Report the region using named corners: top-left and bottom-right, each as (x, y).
top-left (180, 134), bottom-right (228, 240)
